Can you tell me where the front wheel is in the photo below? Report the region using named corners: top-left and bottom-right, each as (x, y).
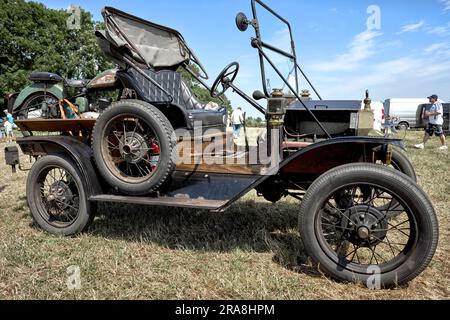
top-left (299, 164), bottom-right (438, 288)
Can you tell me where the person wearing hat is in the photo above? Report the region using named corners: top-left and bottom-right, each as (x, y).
top-left (415, 95), bottom-right (447, 150)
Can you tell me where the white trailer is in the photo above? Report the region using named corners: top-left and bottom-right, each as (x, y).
top-left (384, 98), bottom-right (431, 129)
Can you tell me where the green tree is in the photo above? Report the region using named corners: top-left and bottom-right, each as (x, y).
top-left (0, 0), bottom-right (112, 104)
top-left (245, 116), bottom-right (266, 128)
top-left (178, 66), bottom-right (233, 114)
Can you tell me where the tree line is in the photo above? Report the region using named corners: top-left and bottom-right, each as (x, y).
top-left (0, 0), bottom-right (232, 113)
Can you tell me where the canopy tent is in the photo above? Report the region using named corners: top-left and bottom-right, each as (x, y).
top-left (99, 7), bottom-right (202, 71)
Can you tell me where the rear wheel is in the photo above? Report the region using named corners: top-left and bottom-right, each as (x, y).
top-left (27, 154), bottom-right (95, 236)
top-left (92, 100), bottom-right (176, 196)
top-left (17, 92), bottom-right (60, 136)
top-left (18, 92), bottom-right (59, 120)
top-left (299, 164), bottom-right (438, 288)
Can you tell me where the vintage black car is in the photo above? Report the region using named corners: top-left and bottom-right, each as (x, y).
top-left (4, 0), bottom-right (438, 288)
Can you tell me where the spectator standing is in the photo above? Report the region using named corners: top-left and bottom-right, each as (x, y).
top-left (3, 119), bottom-right (13, 143)
top-left (415, 95), bottom-right (447, 150)
top-left (231, 107), bottom-right (244, 139)
top-left (0, 117), bottom-right (4, 141)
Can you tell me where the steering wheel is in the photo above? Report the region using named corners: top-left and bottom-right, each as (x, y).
top-left (211, 62), bottom-right (240, 98)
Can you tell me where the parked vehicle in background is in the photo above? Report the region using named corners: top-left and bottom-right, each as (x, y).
top-left (384, 98), bottom-right (431, 130)
top-left (417, 103), bottom-right (450, 133)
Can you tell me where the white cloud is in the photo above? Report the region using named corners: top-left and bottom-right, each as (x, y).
top-left (309, 51), bottom-right (450, 102)
top-left (441, 0), bottom-right (450, 11)
top-left (312, 30), bottom-right (382, 72)
top-left (427, 23), bottom-right (450, 36)
top-left (425, 42), bottom-right (450, 54)
top-left (397, 21), bottom-right (425, 35)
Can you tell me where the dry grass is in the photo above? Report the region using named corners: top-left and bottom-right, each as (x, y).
top-left (0, 130), bottom-right (448, 300)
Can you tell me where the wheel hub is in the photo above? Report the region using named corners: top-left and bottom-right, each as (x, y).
top-left (47, 181), bottom-right (73, 210)
top-left (343, 205), bottom-right (388, 247)
top-left (120, 132), bottom-right (149, 164)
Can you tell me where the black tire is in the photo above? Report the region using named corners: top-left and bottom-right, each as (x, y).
top-left (92, 100), bottom-right (176, 196)
top-left (299, 163), bottom-right (439, 288)
top-left (18, 92), bottom-right (60, 137)
top-left (27, 154), bottom-right (96, 236)
top-left (390, 147), bottom-right (416, 181)
top-left (18, 92), bottom-right (59, 120)
top-left (397, 122), bottom-right (409, 131)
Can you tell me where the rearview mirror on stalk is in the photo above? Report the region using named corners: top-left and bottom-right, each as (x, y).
top-left (235, 12), bottom-right (250, 32)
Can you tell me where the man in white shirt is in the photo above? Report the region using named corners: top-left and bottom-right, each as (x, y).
top-left (415, 95), bottom-right (447, 150)
top-left (231, 107), bottom-right (244, 139)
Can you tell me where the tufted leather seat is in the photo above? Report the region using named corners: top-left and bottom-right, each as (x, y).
top-left (127, 69), bottom-right (223, 111)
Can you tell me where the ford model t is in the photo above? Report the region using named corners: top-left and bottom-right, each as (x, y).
top-left (4, 1), bottom-right (438, 288)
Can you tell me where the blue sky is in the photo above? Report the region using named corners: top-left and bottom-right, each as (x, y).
top-left (39, 0), bottom-right (450, 117)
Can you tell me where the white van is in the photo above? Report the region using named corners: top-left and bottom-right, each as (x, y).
top-left (384, 99), bottom-right (430, 129)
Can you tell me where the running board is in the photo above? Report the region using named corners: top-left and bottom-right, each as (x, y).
top-left (89, 195), bottom-right (228, 211)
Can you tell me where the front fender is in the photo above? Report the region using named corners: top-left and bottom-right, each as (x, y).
top-left (279, 137), bottom-right (402, 176)
top-left (13, 82), bottom-right (64, 112)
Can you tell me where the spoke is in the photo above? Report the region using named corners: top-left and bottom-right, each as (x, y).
top-left (131, 118), bottom-right (139, 139)
top-left (354, 246), bottom-right (361, 264)
top-left (389, 219), bottom-right (410, 230)
top-left (107, 139), bottom-right (120, 150)
top-left (365, 188), bottom-right (381, 205)
top-left (133, 163), bottom-right (147, 178)
top-left (371, 234), bottom-right (407, 249)
top-left (387, 222), bottom-right (411, 238)
top-left (321, 222), bottom-right (353, 232)
top-left (54, 199), bottom-right (79, 212)
top-left (113, 131), bottom-right (123, 143)
top-left (345, 246), bottom-right (358, 261)
top-left (48, 170), bottom-right (58, 184)
top-left (139, 157), bottom-right (156, 169)
top-left (326, 201), bottom-right (353, 225)
top-left (369, 245), bottom-right (380, 265)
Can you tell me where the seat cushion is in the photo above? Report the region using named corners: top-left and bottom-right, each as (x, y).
top-left (29, 72), bottom-right (63, 83)
top-left (66, 79), bottom-right (88, 88)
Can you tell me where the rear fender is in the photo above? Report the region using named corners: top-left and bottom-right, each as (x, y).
top-left (16, 136), bottom-right (103, 197)
top-left (13, 83), bottom-right (64, 113)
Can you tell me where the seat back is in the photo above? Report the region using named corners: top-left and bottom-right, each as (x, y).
top-left (127, 69), bottom-right (205, 110)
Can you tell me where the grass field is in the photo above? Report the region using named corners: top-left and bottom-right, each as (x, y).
top-left (0, 130), bottom-right (448, 300)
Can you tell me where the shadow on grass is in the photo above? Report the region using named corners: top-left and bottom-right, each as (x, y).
top-left (91, 200), bottom-right (320, 277)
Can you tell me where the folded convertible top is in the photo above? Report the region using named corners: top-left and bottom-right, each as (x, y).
top-left (99, 6), bottom-right (194, 69)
